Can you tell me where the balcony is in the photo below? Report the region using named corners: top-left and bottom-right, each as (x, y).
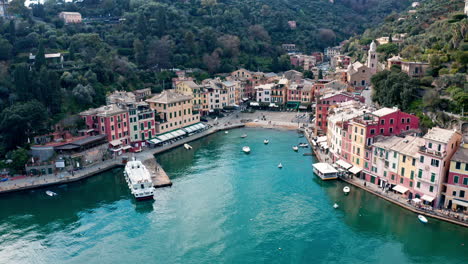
top-left (419, 146), bottom-right (446, 158)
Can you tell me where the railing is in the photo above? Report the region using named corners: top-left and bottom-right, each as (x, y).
top-left (418, 146), bottom-right (446, 158)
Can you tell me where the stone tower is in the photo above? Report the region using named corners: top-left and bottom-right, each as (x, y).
top-left (367, 40), bottom-right (378, 74)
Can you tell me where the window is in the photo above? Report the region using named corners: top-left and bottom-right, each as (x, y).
top-left (400, 178), bottom-right (404, 184)
top-left (460, 190), bottom-right (465, 198)
top-left (133, 125), bottom-right (137, 131)
top-left (429, 186), bottom-right (434, 192)
top-left (417, 182), bottom-right (421, 188)
top-left (412, 159), bottom-right (416, 166)
top-left (402, 155), bottom-right (406, 163)
top-left (420, 156), bottom-right (424, 163)
top-left (410, 181), bottom-right (413, 187)
top-left (380, 119), bottom-right (385, 125)
top-left (393, 152), bottom-right (397, 158)
top-left (384, 171), bottom-right (387, 177)
top-left (391, 175), bottom-right (395, 180)
top-left (456, 162), bottom-right (461, 170)
top-left (428, 142), bottom-right (432, 149)
top-left (438, 144), bottom-right (441, 152)
top-left (430, 173), bottom-right (435, 182)
top-left (401, 168), bottom-right (405, 177)
top-left (465, 163), bottom-right (468, 171)
top-left (401, 118), bottom-right (405, 123)
top-left (389, 127), bottom-right (393, 133)
top-left (360, 129), bottom-right (363, 135)
top-left (390, 119), bottom-right (394, 124)
top-left (418, 169), bottom-right (422, 178)
top-left (463, 177), bottom-right (468, 185)
top-left (406, 125), bottom-right (410, 130)
top-left (392, 163), bottom-right (396, 169)
top-left (453, 191), bottom-right (457, 196)
top-left (370, 129), bottom-right (375, 135)
top-left (410, 171), bottom-right (414, 179)
top-left (380, 128), bottom-right (384, 134)
top-left (431, 159), bottom-right (439, 167)
top-left (406, 118), bottom-right (410, 123)
top-left (454, 175), bottom-right (459, 184)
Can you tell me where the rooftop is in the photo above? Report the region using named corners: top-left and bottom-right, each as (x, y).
top-left (372, 107), bottom-right (398, 117)
top-left (423, 127), bottom-right (458, 144)
top-left (452, 147), bottom-right (468, 164)
top-left (80, 104), bottom-right (127, 117)
top-left (146, 90), bottom-right (193, 104)
top-left (391, 136), bottom-right (425, 157)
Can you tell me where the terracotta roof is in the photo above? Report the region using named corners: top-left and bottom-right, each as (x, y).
top-left (146, 90), bottom-right (192, 104)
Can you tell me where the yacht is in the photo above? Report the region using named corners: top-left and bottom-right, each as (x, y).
top-left (242, 146), bottom-right (251, 153)
top-left (292, 146), bottom-right (299, 151)
top-left (278, 163), bottom-right (283, 168)
top-left (264, 139), bottom-right (269, 144)
top-left (46, 190), bottom-right (57, 197)
top-left (124, 159), bottom-right (155, 201)
top-left (343, 186), bottom-right (350, 194)
top-left (241, 134), bottom-right (247, 138)
top-left (418, 215), bottom-right (428, 224)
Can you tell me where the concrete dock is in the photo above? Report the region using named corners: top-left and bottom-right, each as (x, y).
top-left (142, 157), bottom-right (172, 188)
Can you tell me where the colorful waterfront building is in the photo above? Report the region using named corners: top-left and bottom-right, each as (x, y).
top-left (270, 79), bottom-right (288, 106)
top-left (445, 144), bottom-right (468, 211)
top-left (349, 107), bottom-right (419, 170)
top-left (127, 102), bottom-right (156, 149)
top-left (175, 80), bottom-right (208, 115)
top-left (315, 91), bottom-right (364, 134)
top-left (416, 128), bottom-right (461, 207)
top-left (146, 90), bottom-right (200, 135)
top-left (80, 104), bottom-right (130, 147)
top-left (326, 101), bottom-right (367, 162)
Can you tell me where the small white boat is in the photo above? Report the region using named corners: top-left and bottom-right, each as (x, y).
top-left (242, 146), bottom-right (251, 153)
top-left (333, 203), bottom-right (339, 209)
top-left (278, 163), bottom-right (283, 168)
top-left (299, 143), bottom-right (309, 148)
top-left (225, 131), bottom-right (229, 134)
top-left (46, 190), bottom-right (57, 197)
top-left (241, 134), bottom-right (247, 138)
top-left (418, 215), bottom-right (428, 224)
top-left (264, 139), bottom-right (269, 144)
top-left (292, 146), bottom-right (299, 151)
top-left (343, 186), bottom-right (350, 194)
top-left (184, 143), bottom-right (192, 150)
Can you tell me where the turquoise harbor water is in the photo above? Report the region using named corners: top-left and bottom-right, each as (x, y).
top-left (0, 128), bottom-right (467, 264)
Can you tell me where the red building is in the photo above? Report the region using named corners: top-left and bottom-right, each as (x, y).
top-left (315, 92), bottom-right (365, 133)
top-left (80, 104), bottom-right (130, 150)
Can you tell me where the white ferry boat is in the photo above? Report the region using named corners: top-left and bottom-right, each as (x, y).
top-left (124, 159), bottom-right (155, 201)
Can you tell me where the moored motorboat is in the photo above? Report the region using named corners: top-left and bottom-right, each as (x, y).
top-left (299, 143), bottom-right (309, 148)
top-left (242, 146), bottom-right (251, 153)
top-left (333, 203), bottom-right (339, 209)
top-left (124, 158), bottom-right (155, 201)
top-left (418, 215), bottom-right (428, 224)
top-left (264, 139), bottom-right (269, 144)
top-left (343, 186), bottom-right (350, 194)
top-left (278, 163), bottom-right (283, 168)
top-left (292, 146), bottom-right (299, 151)
top-left (184, 143), bottom-right (192, 150)
top-left (225, 131), bottom-right (229, 134)
top-left (241, 134), bottom-right (247, 138)
top-left (46, 190), bottom-right (57, 197)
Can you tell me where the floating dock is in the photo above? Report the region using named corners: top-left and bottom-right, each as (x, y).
top-left (142, 158), bottom-right (172, 188)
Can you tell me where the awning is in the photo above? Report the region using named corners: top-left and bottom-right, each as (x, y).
top-left (393, 185), bottom-right (409, 194)
top-left (452, 199), bottom-right (468, 207)
top-left (421, 195), bottom-right (435, 202)
top-left (316, 136), bottom-right (327, 143)
top-left (250, 102), bottom-right (260, 106)
top-left (122, 145), bottom-right (132, 150)
top-left (109, 139), bottom-right (122, 146)
top-left (150, 138), bottom-right (162, 144)
top-left (348, 166), bottom-right (362, 174)
top-left (412, 198), bottom-right (422, 203)
top-left (269, 103), bottom-right (278, 108)
top-left (336, 159), bottom-right (352, 170)
top-left (299, 105), bottom-right (307, 110)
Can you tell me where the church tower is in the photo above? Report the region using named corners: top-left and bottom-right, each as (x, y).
top-left (367, 40), bottom-right (378, 74)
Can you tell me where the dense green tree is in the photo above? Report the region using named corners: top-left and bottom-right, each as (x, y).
top-left (0, 38), bottom-right (13, 60)
top-left (371, 70), bottom-right (419, 111)
top-left (10, 148), bottom-right (29, 173)
top-left (34, 42), bottom-right (46, 70)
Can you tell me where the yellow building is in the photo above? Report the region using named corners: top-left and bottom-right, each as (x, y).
top-left (350, 121), bottom-right (366, 168)
top-left (146, 90), bottom-right (200, 134)
top-left (175, 80), bottom-right (208, 115)
top-left (394, 136), bottom-right (425, 192)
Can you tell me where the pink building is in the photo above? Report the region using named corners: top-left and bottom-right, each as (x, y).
top-left (80, 104), bottom-right (130, 152)
top-left (445, 145), bottom-right (468, 211)
top-left (415, 128), bottom-right (461, 207)
top-left (315, 92), bottom-right (364, 134)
